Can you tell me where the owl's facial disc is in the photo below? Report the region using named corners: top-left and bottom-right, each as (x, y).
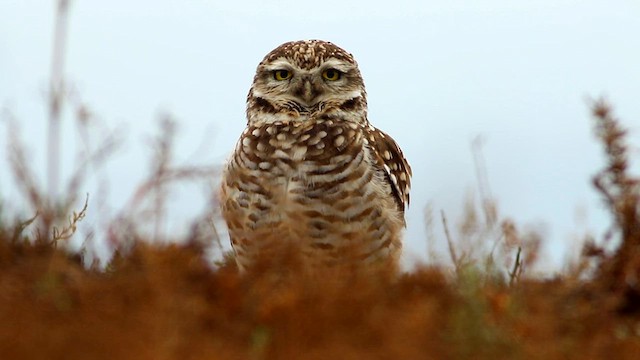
top-left (257, 59), bottom-right (359, 111)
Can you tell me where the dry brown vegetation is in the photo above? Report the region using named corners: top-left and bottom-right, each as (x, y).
top-left (1, 101), bottom-right (640, 359)
top-left (3, 3), bottom-right (640, 358)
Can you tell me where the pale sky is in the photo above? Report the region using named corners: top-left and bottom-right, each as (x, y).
top-left (1, 1), bottom-right (639, 271)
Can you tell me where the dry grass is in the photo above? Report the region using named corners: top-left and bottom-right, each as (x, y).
top-left (2, 2), bottom-right (640, 358)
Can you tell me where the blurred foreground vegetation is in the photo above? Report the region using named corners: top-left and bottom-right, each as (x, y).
top-left (1, 101), bottom-right (640, 359)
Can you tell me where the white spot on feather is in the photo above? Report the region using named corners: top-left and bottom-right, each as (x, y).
top-left (292, 146), bottom-right (307, 161)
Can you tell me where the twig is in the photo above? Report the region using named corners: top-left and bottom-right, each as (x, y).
top-left (48, 0), bottom-right (71, 200)
top-left (471, 136), bottom-right (497, 227)
top-left (11, 212), bottom-right (39, 243)
top-left (509, 246), bottom-right (523, 286)
top-left (51, 193), bottom-right (89, 246)
top-left (442, 210), bottom-right (460, 275)
top-left (423, 203), bottom-right (438, 262)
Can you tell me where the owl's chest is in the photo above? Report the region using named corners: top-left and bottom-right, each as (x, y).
top-left (237, 120), bottom-right (363, 181)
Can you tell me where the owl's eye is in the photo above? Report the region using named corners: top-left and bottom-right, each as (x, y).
top-left (273, 70), bottom-right (292, 81)
top-left (322, 69), bottom-right (342, 81)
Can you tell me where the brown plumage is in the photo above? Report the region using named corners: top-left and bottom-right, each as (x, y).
top-left (220, 40), bottom-right (411, 273)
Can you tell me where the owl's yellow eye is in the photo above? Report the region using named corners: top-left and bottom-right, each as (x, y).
top-left (273, 70), bottom-right (292, 81)
top-left (322, 69), bottom-right (342, 81)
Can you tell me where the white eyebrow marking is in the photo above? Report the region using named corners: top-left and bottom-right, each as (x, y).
top-left (263, 58), bottom-right (294, 71)
top-left (320, 59), bottom-right (355, 72)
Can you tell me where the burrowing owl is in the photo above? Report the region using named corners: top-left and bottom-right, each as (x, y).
top-left (220, 40), bottom-right (411, 273)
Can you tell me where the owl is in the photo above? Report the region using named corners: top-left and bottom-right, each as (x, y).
top-left (220, 40), bottom-right (411, 273)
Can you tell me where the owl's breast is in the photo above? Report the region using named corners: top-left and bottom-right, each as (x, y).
top-left (226, 118), bottom-right (374, 226)
top-left (237, 119), bottom-right (362, 179)
top-left (222, 118), bottom-right (404, 271)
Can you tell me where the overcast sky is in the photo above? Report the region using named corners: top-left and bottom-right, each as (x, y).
top-left (1, 1), bottom-right (639, 271)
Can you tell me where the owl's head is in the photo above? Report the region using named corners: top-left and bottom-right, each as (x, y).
top-left (247, 40), bottom-right (367, 124)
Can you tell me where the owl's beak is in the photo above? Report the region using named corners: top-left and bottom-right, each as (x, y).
top-left (301, 78), bottom-right (315, 105)
top-left (292, 76), bottom-right (321, 109)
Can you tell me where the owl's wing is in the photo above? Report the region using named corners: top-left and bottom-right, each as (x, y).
top-left (365, 126), bottom-right (412, 215)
